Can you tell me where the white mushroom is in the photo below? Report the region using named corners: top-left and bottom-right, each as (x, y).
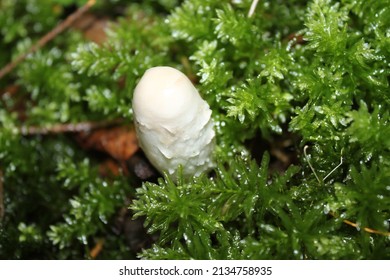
top-left (132, 66), bottom-right (215, 179)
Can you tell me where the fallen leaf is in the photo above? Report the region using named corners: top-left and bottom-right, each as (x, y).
top-left (72, 13), bottom-right (109, 44)
top-left (77, 126), bottom-right (139, 161)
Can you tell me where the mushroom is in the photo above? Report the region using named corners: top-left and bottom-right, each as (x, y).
top-left (132, 66), bottom-right (215, 179)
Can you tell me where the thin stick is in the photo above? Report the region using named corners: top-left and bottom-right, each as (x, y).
top-left (342, 219), bottom-right (390, 236)
top-left (304, 146), bottom-right (344, 184)
top-left (0, 0), bottom-right (96, 80)
top-left (330, 212), bottom-right (390, 237)
top-left (90, 238), bottom-right (105, 259)
top-left (323, 153), bottom-right (343, 182)
top-left (248, 0), bottom-right (260, 18)
top-left (303, 145), bottom-right (321, 183)
top-left (20, 119), bottom-right (123, 135)
top-left (0, 169), bottom-right (4, 221)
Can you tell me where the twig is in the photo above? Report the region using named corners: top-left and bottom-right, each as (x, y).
top-left (323, 152), bottom-right (343, 182)
top-left (90, 238), bottom-right (105, 259)
top-left (342, 219), bottom-right (390, 236)
top-left (20, 119), bottom-right (124, 135)
top-left (330, 212), bottom-right (390, 237)
top-left (304, 145), bottom-right (343, 184)
top-left (0, 0), bottom-right (96, 80)
top-left (0, 169), bottom-right (4, 221)
top-left (303, 145), bottom-right (321, 183)
top-left (248, 0), bottom-right (260, 18)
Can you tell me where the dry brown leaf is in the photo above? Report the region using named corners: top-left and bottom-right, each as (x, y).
top-left (72, 13), bottom-right (109, 44)
top-left (77, 126), bottom-right (139, 161)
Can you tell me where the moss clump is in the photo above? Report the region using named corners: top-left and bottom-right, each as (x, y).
top-left (0, 0), bottom-right (389, 259)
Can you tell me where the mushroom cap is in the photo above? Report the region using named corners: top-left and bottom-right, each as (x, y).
top-left (132, 66), bottom-right (215, 178)
top-left (133, 66), bottom-right (205, 131)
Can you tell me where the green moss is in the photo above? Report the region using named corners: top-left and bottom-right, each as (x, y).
top-left (1, 0), bottom-right (389, 259)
